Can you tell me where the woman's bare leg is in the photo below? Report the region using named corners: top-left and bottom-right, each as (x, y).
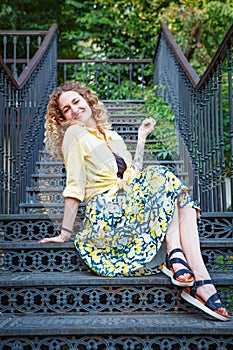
top-left (178, 206), bottom-right (228, 316)
top-left (165, 205), bottom-right (192, 282)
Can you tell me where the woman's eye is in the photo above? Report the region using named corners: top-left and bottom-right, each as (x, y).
top-left (74, 100), bottom-right (79, 104)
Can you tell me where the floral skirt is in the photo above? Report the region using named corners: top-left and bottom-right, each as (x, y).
top-left (74, 165), bottom-right (199, 277)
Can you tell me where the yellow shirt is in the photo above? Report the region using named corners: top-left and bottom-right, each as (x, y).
top-left (62, 124), bottom-right (137, 203)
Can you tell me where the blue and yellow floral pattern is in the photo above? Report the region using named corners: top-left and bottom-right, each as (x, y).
top-left (74, 166), bottom-right (199, 277)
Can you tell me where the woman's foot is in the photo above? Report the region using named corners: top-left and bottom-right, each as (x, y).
top-left (181, 279), bottom-right (230, 321)
top-left (162, 248), bottom-right (195, 287)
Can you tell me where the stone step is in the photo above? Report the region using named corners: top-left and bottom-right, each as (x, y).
top-left (0, 271), bottom-right (231, 316)
top-left (26, 169), bottom-right (189, 184)
top-left (36, 157), bottom-right (184, 166)
top-left (109, 114), bottom-right (147, 119)
top-left (0, 313), bottom-right (232, 338)
top-left (0, 240), bottom-right (232, 274)
top-left (103, 99), bottom-right (145, 105)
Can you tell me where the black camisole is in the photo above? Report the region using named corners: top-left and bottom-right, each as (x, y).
top-left (112, 152), bottom-right (127, 179)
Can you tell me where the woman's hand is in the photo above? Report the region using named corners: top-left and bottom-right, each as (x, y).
top-left (138, 118), bottom-right (156, 142)
top-left (38, 198), bottom-right (80, 244)
top-left (39, 234), bottom-right (67, 244)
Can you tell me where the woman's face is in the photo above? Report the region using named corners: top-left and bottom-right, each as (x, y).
top-left (58, 90), bottom-right (97, 128)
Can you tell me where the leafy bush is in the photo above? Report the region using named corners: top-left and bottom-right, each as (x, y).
top-left (141, 85), bottom-right (179, 160)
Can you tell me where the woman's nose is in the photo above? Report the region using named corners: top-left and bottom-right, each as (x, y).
top-left (71, 104), bottom-right (84, 113)
top-left (70, 106), bottom-right (77, 115)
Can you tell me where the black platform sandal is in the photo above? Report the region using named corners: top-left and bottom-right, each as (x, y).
top-left (162, 248), bottom-right (195, 287)
top-left (181, 279), bottom-right (230, 321)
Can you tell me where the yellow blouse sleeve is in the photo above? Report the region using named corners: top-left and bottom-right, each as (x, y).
top-left (62, 125), bottom-right (87, 202)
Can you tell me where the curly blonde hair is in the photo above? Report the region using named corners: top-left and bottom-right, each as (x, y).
top-left (44, 81), bottom-right (111, 159)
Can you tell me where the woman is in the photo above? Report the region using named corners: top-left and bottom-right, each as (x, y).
top-left (40, 81), bottom-right (230, 321)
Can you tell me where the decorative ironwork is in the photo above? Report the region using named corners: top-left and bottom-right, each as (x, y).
top-left (0, 30), bottom-right (47, 78)
top-left (57, 59), bottom-right (153, 100)
top-left (1, 245), bottom-right (232, 273)
top-left (1, 214), bottom-right (232, 241)
top-left (0, 335), bottom-right (233, 349)
top-left (0, 283), bottom-right (231, 315)
top-left (0, 24), bottom-right (58, 214)
top-left (154, 23), bottom-right (233, 212)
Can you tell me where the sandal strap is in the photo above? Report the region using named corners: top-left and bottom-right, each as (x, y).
top-left (190, 279), bottom-right (213, 298)
top-left (168, 248), bottom-right (184, 259)
top-left (173, 268), bottom-right (194, 280)
top-left (195, 279), bottom-right (212, 287)
top-left (169, 257), bottom-right (191, 270)
top-left (205, 293), bottom-right (223, 311)
top-left (168, 257), bottom-right (194, 278)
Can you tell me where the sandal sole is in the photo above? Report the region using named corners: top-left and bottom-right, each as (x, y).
top-left (181, 290), bottom-right (230, 321)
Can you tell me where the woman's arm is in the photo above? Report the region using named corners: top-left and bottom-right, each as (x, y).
top-left (133, 118), bottom-right (156, 174)
top-left (39, 197), bottom-right (80, 243)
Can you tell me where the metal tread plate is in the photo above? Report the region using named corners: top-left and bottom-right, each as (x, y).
top-left (0, 271), bottom-right (232, 287)
top-left (0, 313), bottom-right (232, 336)
top-left (0, 239), bottom-right (233, 248)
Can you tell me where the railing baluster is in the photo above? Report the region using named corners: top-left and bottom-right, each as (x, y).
top-left (74, 64), bottom-right (77, 81)
top-left (95, 63), bottom-right (99, 94)
top-left (141, 64), bottom-right (145, 98)
top-left (118, 63), bottom-right (121, 99)
top-left (106, 63), bottom-right (109, 99)
top-left (129, 63), bottom-right (132, 100)
top-left (217, 61), bottom-right (227, 211)
top-left (214, 69), bottom-right (222, 211)
top-left (64, 63), bottom-right (67, 82)
top-left (37, 36), bottom-right (42, 46)
top-left (26, 36), bottom-right (30, 65)
top-left (206, 81), bottom-right (213, 211)
top-left (192, 90), bottom-right (199, 202)
top-left (210, 72), bottom-right (217, 211)
top-left (228, 44), bottom-right (233, 210)
top-left (3, 35), bottom-right (7, 63)
top-left (13, 35), bottom-right (17, 79)
top-left (85, 62), bottom-right (89, 86)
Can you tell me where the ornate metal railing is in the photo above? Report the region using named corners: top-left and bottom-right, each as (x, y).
top-left (0, 24), bottom-right (58, 214)
top-left (1, 23), bottom-right (233, 214)
top-left (57, 59), bottom-right (153, 100)
top-left (0, 29), bottom-right (48, 79)
top-left (154, 23), bottom-right (233, 212)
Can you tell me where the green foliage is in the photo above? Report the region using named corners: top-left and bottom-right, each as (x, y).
top-left (159, 1), bottom-right (233, 76)
top-left (57, 61), bottom-right (154, 100)
top-left (1, 0), bottom-right (232, 77)
top-left (141, 85), bottom-right (179, 160)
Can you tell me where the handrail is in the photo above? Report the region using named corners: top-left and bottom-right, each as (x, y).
top-left (197, 23), bottom-right (233, 88)
top-left (18, 24), bottom-right (57, 87)
top-left (157, 22), bottom-right (233, 89)
top-left (0, 30), bottom-right (47, 35)
top-left (58, 59), bottom-right (153, 63)
top-left (154, 23), bottom-right (199, 87)
top-left (0, 54), bottom-right (19, 87)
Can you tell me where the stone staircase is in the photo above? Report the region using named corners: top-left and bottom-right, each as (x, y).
top-left (0, 101), bottom-right (233, 349)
